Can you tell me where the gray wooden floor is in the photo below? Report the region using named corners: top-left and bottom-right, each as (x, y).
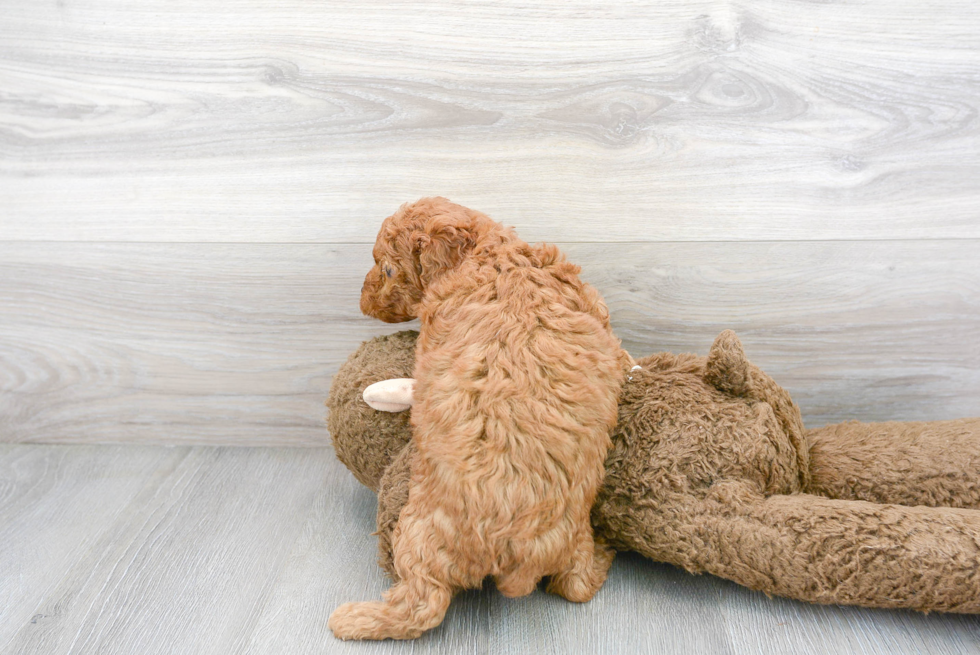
top-left (1, 442), bottom-right (978, 655)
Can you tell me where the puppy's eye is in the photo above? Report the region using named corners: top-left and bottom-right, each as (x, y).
top-left (382, 264), bottom-right (394, 278)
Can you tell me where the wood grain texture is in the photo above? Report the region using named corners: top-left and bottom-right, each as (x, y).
top-left (1, 443), bottom-right (979, 655)
top-left (0, 445), bottom-right (181, 650)
top-left (1, 0), bottom-right (979, 242)
top-left (1, 240), bottom-right (978, 446)
top-left (576, 240), bottom-right (980, 426)
top-left (0, 243), bottom-right (380, 446)
top-left (2, 445), bottom-right (329, 655)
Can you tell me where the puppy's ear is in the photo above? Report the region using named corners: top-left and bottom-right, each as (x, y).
top-left (413, 215), bottom-right (476, 286)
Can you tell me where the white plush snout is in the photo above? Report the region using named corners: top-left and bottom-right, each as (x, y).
top-left (363, 378), bottom-right (416, 412)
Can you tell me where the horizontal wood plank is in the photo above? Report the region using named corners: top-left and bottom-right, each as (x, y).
top-left (0, 243), bottom-right (380, 446)
top-left (579, 240), bottom-right (980, 426)
top-left (0, 240), bottom-right (977, 446)
top-left (1, 0), bottom-right (979, 242)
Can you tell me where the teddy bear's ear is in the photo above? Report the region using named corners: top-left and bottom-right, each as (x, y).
top-left (704, 330), bottom-right (752, 396)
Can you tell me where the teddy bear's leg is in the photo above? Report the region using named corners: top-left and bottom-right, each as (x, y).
top-left (805, 418), bottom-right (980, 509)
top-left (375, 442), bottom-right (416, 581)
top-left (697, 487), bottom-right (980, 613)
top-left (545, 522), bottom-right (616, 603)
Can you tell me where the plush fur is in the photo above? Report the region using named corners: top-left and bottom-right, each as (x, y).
top-left (328, 329), bottom-right (980, 621)
top-left (326, 331), bottom-right (416, 492)
top-left (328, 198), bottom-right (629, 640)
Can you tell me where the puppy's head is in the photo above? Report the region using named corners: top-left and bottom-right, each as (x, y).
top-left (360, 197), bottom-right (486, 322)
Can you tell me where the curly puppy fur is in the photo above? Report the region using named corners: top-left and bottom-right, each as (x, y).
top-left (328, 198), bottom-right (629, 640)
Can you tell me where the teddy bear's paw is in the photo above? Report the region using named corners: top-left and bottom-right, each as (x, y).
top-left (328, 601), bottom-right (423, 641)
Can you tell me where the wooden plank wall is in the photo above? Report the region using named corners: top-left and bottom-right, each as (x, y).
top-left (2, 0), bottom-right (979, 446)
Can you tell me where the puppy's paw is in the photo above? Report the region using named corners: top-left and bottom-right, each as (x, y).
top-left (546, 541), bottom-right (615, 603)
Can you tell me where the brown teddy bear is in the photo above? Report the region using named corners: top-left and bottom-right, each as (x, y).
top-left (328, 329), bottom-right (980, 614)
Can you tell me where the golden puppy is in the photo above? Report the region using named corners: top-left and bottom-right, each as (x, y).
top-left (329, 197), bottom-right (628, 640)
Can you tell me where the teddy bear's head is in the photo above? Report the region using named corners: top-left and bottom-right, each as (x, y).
top-left (326, 330), bottom-right (418, 492)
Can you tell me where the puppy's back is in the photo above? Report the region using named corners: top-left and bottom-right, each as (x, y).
top-left (412, 242), bottom-right (624, 544)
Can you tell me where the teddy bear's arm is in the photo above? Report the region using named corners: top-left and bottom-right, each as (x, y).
top-left (694, 484), bottom-right (980, 613)
top-left (805, 417), bottom-right (980, 509)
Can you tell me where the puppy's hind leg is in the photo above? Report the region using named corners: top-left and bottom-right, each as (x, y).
top-left (329, 506), bottom-right (458, 640)
top-left (494, 565), bottom-right (542, 598)
top-left (546, 524), bottom-right (615, 603)
top-left (329, 575), bottom-right (452, 640)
